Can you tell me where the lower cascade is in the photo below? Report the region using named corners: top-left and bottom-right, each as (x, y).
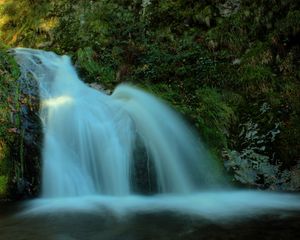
top-left (13, 48), bottom-right (300, 218)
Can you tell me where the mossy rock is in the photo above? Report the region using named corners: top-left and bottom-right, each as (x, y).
top-left (0, 44), bottom-right (21, 198)
top-left (0, 43), bottom-right (42, 199)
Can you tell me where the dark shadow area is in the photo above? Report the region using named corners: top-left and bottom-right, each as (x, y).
top-left (131, 135), bottom-right (158, 194)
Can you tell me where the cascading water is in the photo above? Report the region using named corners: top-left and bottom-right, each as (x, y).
top-left (12, 48), bottom-right (300, 219)
top-left (13, 48), bottom-right (221, 198)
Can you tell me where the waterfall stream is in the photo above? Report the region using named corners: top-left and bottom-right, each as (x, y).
top-left (12, 48), bottom-right (300, 219)
top-left (13, 48), bottom-right (221, 197)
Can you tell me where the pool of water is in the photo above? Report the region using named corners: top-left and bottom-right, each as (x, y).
top-left (1, 200), bottom-right (300, 240)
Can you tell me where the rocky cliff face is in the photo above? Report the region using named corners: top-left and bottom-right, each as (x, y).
top-left (0, 46), bottom-right (41, 199)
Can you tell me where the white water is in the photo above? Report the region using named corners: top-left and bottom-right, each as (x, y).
top-left (13, 48), bottom-right (300, 219)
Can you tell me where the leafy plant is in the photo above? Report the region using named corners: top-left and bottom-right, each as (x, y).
top-left (225, 104), bottom-right (299, 190)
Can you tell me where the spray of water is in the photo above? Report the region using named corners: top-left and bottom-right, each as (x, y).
top-left (13, 48), bottom-right (300, 219)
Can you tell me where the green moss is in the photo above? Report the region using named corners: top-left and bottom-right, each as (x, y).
top-left (242, 42), bottom-right (273, 65)
top-left (0, 44), bottom-right (21, 198)
top-left (240, 65), bottom-right (274, 86)
top-left (206, 26), bottom-right (247, 53)
top-left (185, 88), bottom-right (235, 156)
top-left (75, 47), bottom-right (116, 85)
top-left (205, 9), bottom-right (255, 53)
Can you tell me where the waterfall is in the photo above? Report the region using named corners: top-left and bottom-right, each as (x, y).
top-left (13, 48), bottom-right (222, 198)
top-left (12, 48), bottom-right (300, 219)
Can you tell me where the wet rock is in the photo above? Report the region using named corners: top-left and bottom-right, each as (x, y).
top-left (89, 82), bottom-right (112, 94)
top-left (12, 60), bottom-right (43, 199)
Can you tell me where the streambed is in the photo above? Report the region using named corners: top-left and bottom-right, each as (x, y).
top-left (1, 201), bottom-right (300, 240)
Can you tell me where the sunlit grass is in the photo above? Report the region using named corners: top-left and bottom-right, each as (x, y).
top-left (0, 14), bottom-right (9, 27)
top-left (0, 1), bottom-right (8, 39)
top-left (39, 17), bottom-right (59, 32)
top-left (0, 0), bottom-right (57, 46)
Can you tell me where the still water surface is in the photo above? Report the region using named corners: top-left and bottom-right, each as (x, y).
top-left (1, 201), bottom-right (300, 240)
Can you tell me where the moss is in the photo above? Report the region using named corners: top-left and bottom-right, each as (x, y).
top-left (0, 44), bottom-right (21, 198)
top-left (205, 8), bottom-right (256, 53)
top-left (75, 47), bottom-right (116, 86)
top-left (205, 25), bottom-right (247, 53)
top-left (0, 42), bottom-right (42, 199)
top-left (187, 88), bottom-right (235, 156)
top-left (242, 42), bottom-right (273, 65)
top-left (239, 65), bottom-right (274, 87)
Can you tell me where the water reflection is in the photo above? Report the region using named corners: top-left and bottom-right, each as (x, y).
top-left (1, 202), bottom-right (300, 240)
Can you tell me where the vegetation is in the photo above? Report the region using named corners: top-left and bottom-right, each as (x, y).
top-left (0, 44), bottom-right (20, 197)
top-left (0, 0), bottom-right (299, 197)
top-left (0, 43), bottom-right (40, 199)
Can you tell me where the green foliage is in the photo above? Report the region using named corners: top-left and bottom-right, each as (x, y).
top-left (242, 42), bottom-right (273, 65)
top-left (75, 47), bottom-right (116, 85)
top-left (239, 65), bottom-right (274, 88)
top-left (191, 88), bottom-right (234, 152)
top-left (0, 45), bottom-right (20, 145)
top-left (276, 10), bottom-right (300, 36)
top-left (225, 118), bottom-right (300, 191)
top-left (0, 44), bottom-right (21, 197)
top-left (0, 0), bottom-right (53, 47)
top-left (225, 96), bottom-right (300, 190)
top-left (276, 81), bottom-right (300, 167)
